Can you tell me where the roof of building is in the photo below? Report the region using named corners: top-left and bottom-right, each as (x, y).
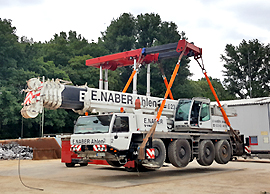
top-left (211, 97), bottom-right (270, 107)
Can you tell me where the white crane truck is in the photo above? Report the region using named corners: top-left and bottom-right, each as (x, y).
top-left (21, 40), bottom-right (244, 171)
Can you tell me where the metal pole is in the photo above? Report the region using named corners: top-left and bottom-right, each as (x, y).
top-left (21, 116), bottom-right (23, 138)
top-left (99, 66), bottom-right (103, 90)
top-left (146, 63), bottom-right (151, 96)
top-left (133, 59), bottom-right (137, 94)
top-left (41, 108), bottom-right (44, 137)
top-left (104, 69), bottom-right (108, 90)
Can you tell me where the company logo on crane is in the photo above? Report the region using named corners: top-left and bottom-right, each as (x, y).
top-left (79, 90), bottom-right (176, 110)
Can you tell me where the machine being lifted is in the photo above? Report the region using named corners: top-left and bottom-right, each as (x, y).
top-left (21, 40), bottom-right (244, 170)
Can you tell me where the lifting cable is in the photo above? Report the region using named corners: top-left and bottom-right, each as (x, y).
top-left (195, 57), bottom-right (242, 143)
top-left (18, 156), bottom-right (44, 191)
top-left (18, 116), bottom-right (44, 191)
top-left (158, 63), bottom-right (174, 100)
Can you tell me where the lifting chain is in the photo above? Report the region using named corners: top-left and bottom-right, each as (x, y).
top-left (195, 57), bottom-right (206, 74)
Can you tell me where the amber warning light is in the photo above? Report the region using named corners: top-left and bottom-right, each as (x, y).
top-left (120, 107), bottom-right (124, 113)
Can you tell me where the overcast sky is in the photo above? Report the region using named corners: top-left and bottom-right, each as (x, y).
top-left (1, 0), bottom-right (270, 81)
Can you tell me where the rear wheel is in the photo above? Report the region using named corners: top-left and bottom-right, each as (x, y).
top-left (106, 160), bottom-right (124, 167)
top-left (65, 163), bottom-right (75, 167)
top-left (168, 139), bottom-right (191, 167)
top-left (80, 163), bottom-right (88, 166)
top-left (197, 140), bottom-right (215, 166)
top-left (125, 161), bottom-right (148, 172)
top-left (215, 140), bottom-right (232, 164)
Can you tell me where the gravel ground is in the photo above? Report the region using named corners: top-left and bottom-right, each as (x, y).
top-left (0, 159), bottom-right (269, 194)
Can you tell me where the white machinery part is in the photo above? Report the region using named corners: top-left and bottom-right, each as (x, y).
top-left (21, 78), bottom-right (178, 119)
top-left (21, 78), bottom-right (65, 118)
top-left (136, 114), bottom-right (168, 132)
top-left (211, 104), bottom-right (237, 117)
top-left (80, 87), bottom-right (177, 116)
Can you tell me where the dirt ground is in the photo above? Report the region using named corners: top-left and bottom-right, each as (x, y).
top-left (0, 158), bottom-right (270, 194)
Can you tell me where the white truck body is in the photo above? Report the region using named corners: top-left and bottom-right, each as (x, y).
top-left (213, 97), bottom-right (270, 158)
top-left (71, 113), bottom-right (168, 151)
top-left (21, 78), bottom-right (244, 170)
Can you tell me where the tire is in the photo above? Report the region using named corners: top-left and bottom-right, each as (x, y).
top-left (151, 139), bottom-right (166, 168)
top-left (80, 163), bottom-right (88, 166)
top-left (168, 139), bottom-right (191, 167)
top-left (106, 160), bottom-right (124, 167)
top-left (215, 140), bottom-right (232, 164)
top-left (125, 161), bottom-right (148, 172)
top-left (197, 140), bottom-right (215, 166)
top-left (65, 163), bottom-right (75, 167)
top-left (125, 167), bottom-right (137, 172)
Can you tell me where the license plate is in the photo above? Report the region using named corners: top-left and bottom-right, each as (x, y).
top-left (96, 152), bottom-right (105, 157)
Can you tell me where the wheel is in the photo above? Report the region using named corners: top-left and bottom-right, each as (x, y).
top-left (168, 139), bottom-right (191, 167)
top-left (80, 163), bottom-right (88, 166)
top-left (215, 140), bottom-right (232, 164)
top-left (125, 167), bottom-right (137, 172)
top-left (65, 163), bottom-right (75, 167)
top-left (125, 161), bottom-right (148, 172)
top-left (197, 140), bottom-right (215, 166)
top-left (106, 160), bottom-right (124, 167)
top-left (152, 139), bottom-right (166, 169)
top-left (125, 162), bottom-right (148, 172)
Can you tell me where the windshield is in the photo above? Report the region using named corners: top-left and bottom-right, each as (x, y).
top-left (175, 100), bottom-right (192, 121)
top-left (74, 115), bottom-right (112, 134)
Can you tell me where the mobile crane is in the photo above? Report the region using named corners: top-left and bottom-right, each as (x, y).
top-left (21, 40), bottom-right (244, 171)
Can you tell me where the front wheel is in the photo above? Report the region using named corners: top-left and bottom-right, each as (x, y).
top-left (151, 139), bottom-right (166, 169)
top-left (106, 160), bottom-right (124, 167)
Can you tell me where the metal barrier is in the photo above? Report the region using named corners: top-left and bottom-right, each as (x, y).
top-left (0, 137), bottom-right (61, 160)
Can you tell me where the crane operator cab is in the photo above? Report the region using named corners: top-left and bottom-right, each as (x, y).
top-left (174, 97), bottom-right (212, 131)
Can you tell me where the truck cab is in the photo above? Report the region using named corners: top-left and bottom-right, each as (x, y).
top-left (174, 97), bottom-right (212, 131)
top-left (70, 112), bottom-right (167, 164)
top-left (72, 113), bottom-right (137, 151)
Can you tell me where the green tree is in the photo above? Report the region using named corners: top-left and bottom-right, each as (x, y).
top-left (43, 31), bottom-right (91, 66)
top-left (0, 19), bottom-right (42, 139)
top-left (0, 19), bottom-right (20, 70)
top-left (136, 13), bottom-right (161, 48)
top-left (65, 55), bottom-right (123, 91)
top-left (0, 18), bottom-right (22, 85)
top-left (100, 13), bottom-right (136, 53)
top-left (157, 22), bottom-right (183, 45)
top-left (221, 39), bottom-right (270, 98)
top-left (81, 41), bottom-right (109, 58)
top-left (0, 87), bottom-right (21, 138)
top-left (191, 78), bottom-right (235, 101)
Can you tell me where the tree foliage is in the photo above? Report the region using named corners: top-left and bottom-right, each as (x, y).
top-left (190, 78), bottom-right (235, 101)
top-left (100, 13), bottom-right (136, 52)
top-left (222, 39), bottom-right (270, 98)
